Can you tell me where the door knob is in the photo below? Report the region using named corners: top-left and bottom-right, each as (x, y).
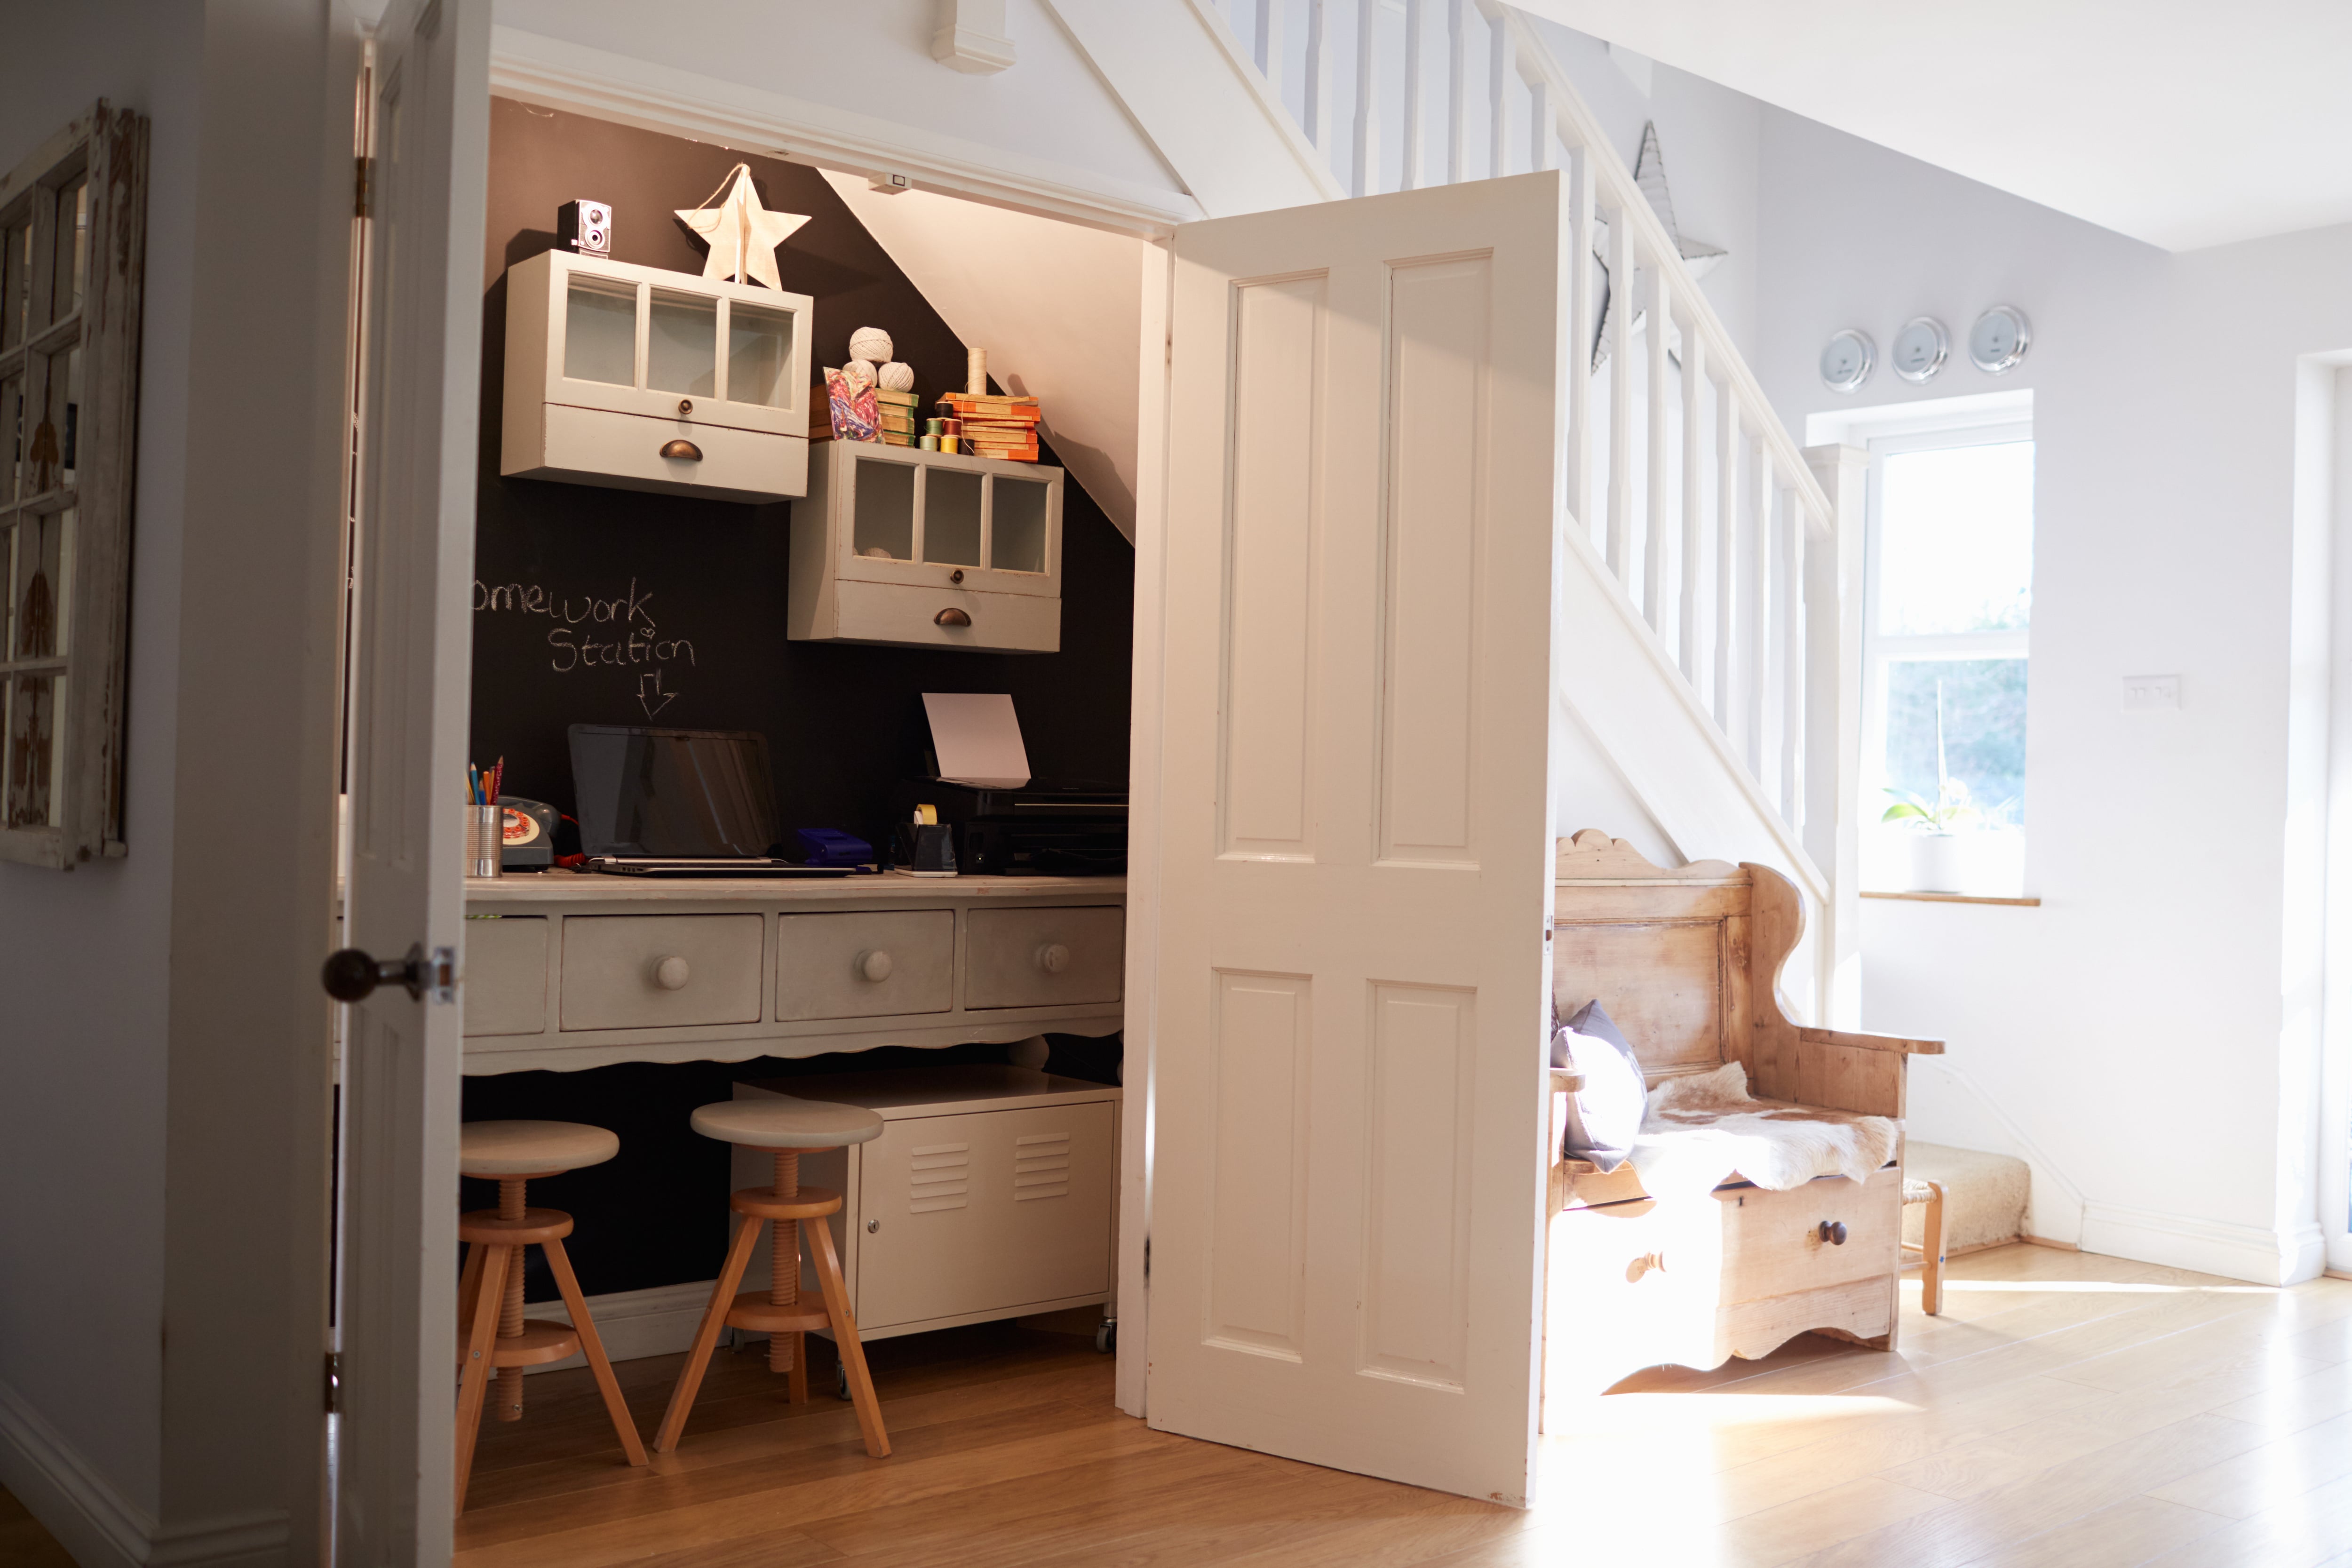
top-left (1037, 943), bottom-right (1071, 974)
top-left (322, 944), bottom-right (431, 1003)
top-left (659, 438), bottom-right (703, 461)
top-left (857, 949), bottom-right (894, 982)
top-left (653, 955), bottom-right (691, 990)
top-left (1819, 1220), bottom-right (1848, 1246)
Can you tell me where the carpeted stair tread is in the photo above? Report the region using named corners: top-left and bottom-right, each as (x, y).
top-left (1904, 1141), bottom-right (2030, 1253)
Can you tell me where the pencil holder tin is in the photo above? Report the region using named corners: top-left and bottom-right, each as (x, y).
top-left (467, 803), bottom-right (503, 879)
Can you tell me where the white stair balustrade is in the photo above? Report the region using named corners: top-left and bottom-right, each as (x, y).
top-left (1195, 0), bottom-right (1862, 1018)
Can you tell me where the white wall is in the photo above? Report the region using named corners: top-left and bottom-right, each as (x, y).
top-left (1753, 108), bottom-right (2352, 1283)
top-left (0, 2), bottom-right (351, 1562)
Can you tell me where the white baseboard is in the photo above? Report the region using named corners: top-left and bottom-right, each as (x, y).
top-left (2079, 1203), bottom-right (2327, 1286)
top-left (0, 1374), bottom-right (289, 1568)
top-left (521, 1278), bottom-right (717, 1373)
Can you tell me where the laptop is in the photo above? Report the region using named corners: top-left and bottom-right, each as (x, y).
top-left (568, 724), bottom-right (858, 878)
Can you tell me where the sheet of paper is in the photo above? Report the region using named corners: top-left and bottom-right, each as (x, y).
top-left (923, 692), bottom-right (1031, 788)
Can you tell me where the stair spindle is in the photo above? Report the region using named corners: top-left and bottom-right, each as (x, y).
top-left (1352, 0), bottom-right (1381, 197)
top-left (1304, 0), bottom-right (1333, 150)
top-left (1254, 0), bottom-right (1285, 79)
top-left (1680, 326), bottom-right (1706, 680)
top-left (1486, 24), bottom-right (1511, 178)
top-left (1605, 210), bottom-right (1635, 580)
top-left (1527, 76), bottom-right (1553, 171)
top-left (1714, 377), bottom-right (1737, 730)
top-left (1645, 258), bottom-right (1672, 632)
top-left (1445, 0), bottom-right (1470, 186)
top-left (1781, 491), bottom-right (1805, 828)
top-left (1401, 0), bottom-right (1427, 190)
top-left (1748, 438), bottom-right (1772, 781)
top-left (1565, 149), bottom-right (1596, 537)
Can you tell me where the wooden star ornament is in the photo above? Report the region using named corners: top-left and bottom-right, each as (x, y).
top-left (675, 164), bottom-right (808, 291)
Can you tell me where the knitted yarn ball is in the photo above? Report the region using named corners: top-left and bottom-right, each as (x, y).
top-left (877, 360), bottom-right (915, 393)
top-left (848, 326), bottom-right (895, 365)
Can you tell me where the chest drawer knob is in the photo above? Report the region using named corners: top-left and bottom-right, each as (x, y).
top-left (1819, 1220), bottom-right (1848, 1246)
top-left (856, 949), bottom-right (894, 982)
top-left (1036, 942), bottom-right (1071, 974)
top-left (653, 955), bottom-right (692, 991)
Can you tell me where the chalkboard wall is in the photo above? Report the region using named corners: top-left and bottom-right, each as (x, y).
top-left (461, 103), bottom-right (1133, 1301)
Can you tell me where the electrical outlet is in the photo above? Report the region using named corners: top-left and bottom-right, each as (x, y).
top-left (2122, 674), bottom-right (2181, 711)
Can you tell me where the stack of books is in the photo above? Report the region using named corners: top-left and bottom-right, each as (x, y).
top-left (875, 387), bottom-right (921, 448)
top-left (936, 392), bottom-right (1041, 462)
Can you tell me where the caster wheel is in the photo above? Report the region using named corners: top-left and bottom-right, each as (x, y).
top-left (836, 1361), bottom-right (851, 1401)
top-left (1095, 1320), bottom-right (1116, 1354)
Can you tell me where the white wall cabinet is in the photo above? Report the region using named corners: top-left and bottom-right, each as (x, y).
top-left (789, 439), bottom-right (1064, 652)
top-left (502, 248), bottom-right (813, 501)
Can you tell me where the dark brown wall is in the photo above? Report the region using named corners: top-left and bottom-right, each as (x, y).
top-left (462, 103), bottom-right (1132, 1300)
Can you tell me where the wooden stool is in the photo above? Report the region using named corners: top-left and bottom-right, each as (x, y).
top-left (456, 1121), bottom-right (647, 1510)
top-left (655, 1096), bottom-right (890, 1457)
top-left (1903, 1177), bottom-right (1948, 1315)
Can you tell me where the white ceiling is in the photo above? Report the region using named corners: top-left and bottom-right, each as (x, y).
top-left (1518, 0), bottom-right (2352, 251)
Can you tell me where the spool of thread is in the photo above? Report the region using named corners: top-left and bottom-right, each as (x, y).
top-left (924, 417), bottom-right (945, 437)
top-left (942, 435), bottom-right (960, 454)
top-left (942, 417), bottom-right (962, 437)
top-left (966, 347), bottom-right (987, 396)
top-left (919, 435), bottom-right (940, 451)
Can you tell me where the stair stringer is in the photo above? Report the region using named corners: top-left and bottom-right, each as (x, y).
top-left (1553, 513), bottom-right (1835, 1024)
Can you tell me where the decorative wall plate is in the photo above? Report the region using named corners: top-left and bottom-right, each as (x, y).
top-left (1892, 316), bottom-right (1948, 383)
top-left (1820, 328), bottom-right (1876, 393)
top-left (1968, 305), bottom-right (2031, 374)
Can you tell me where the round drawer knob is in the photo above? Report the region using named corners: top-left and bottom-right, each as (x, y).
top-left (653, 955), bottom-right (691, 991)
top-left (1819, 1220), bottom-right (1848, 1246)
top-left (857, 949), bottom-right (894, 982)
top-left (1037, 942), bottom-right (1071, 974)
top-left (866, 1219), bottom-right (881, 1234)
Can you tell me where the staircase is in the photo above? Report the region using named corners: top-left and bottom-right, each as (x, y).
top-left (1173, 0), bottom-right (1865, 1022)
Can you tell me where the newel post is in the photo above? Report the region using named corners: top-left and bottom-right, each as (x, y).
top-left (1802, 443), bottom-right (1866, 1028)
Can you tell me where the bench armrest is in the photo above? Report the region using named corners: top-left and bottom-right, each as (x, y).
top-left (1550, 1068), bottom-right (1586, 1095)
top-left (1798, 1026), bottom-right (1944, 1056)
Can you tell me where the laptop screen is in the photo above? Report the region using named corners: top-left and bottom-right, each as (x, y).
top-left (568, 724), bottom-right (782, 858)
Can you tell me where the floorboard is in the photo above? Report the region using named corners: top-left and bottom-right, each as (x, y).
top-left (452, 1250), bottom-right (2352, 1568)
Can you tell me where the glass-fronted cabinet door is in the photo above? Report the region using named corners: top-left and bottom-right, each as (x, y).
top-left (835, 445), bottom-right (1062, 599)
top-left (533, 249), bottom-right (811, 437)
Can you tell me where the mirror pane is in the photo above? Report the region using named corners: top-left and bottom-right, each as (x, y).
top-left (563, 275), bottom-right (636, 386)
top-left (0, 372), bottom-right (22, 501)
top-left (15, 507), bottom-right (70, 659)
top-left (40, 346), bottom-right (79, 491)
top-left (647, 290), bottom-right (716, 398)
top-left (851, 458), bottom-right (915, 561)
top-left (924, 468), bottom-right (982, 565)
top-left (5, 672), bottom-right (63, 829)
top-left (51, 179), bottom-right (87, 321)
top-left (1, 223), bottom-right (28, 350)
top-left (991, 477), bottom-right (1049, 573)
top-left (727, 302), bottom-right (794, 408)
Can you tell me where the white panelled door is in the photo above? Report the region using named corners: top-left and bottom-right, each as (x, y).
top-left (334, 0), bottom-right (489, 1560)
top-left (1147, 172), bottom-right (1565, 1504)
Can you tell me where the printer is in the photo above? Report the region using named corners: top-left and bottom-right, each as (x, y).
top-left (892, 778), bottom-right (1126, 876)
top-left (900, 693), bottom-right (1126, 876)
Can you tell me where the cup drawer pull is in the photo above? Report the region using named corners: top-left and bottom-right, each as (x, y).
top-left (660, 438), bottom-right (703, 461)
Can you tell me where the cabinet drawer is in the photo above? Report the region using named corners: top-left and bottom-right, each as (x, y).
top-left (776, 910), bottom-right (954, 1021)
top-left (855, 1101), bottom-right (1116, 1330)
top-left (560, 915), bottom-right (763, 1030)
top-left (463, 917), bottom-right (548, 1037)
top-left (517, 402), bottom-right (806, 502)
top-left (1717, 1167), bottom-right (1901, 1304)
top-left (965, 906), bottom-right (1124, 1009)
top-left (828, 579), bottom-right (1059, 653)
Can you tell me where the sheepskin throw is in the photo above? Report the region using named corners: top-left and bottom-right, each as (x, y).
top-left (1629, 1061), bottom-right (1899, 1201)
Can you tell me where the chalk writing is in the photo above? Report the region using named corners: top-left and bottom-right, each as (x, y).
top-left (475, 575), bottom-right (699, 698)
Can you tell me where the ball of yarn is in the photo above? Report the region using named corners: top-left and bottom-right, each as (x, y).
top-left (841, 359), bottom-right (876, 392)
top-left (877, 361), bottom-right (915, 393)
top-left (848, 326), bottom-right (895, 365)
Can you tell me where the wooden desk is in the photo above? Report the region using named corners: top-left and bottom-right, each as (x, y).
top-left (461, 872), bottom-right (1126, 1075)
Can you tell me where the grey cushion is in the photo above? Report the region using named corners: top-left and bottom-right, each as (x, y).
top-left (1553, 999), bottom-right (1645, 1173)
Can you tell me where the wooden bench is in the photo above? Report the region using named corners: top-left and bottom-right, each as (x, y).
top-left (1543, 831), bottom-right (1943, 1412)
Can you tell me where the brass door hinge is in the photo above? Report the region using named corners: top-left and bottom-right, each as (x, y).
top-left (354, 155), bottom-right (373, 220)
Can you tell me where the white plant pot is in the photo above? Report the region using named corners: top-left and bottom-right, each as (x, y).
top-left (1907, 833), bottom-right (1968, 893)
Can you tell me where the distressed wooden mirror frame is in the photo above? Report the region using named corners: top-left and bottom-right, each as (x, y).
top-left (0, 102), bottom-right (146, 868)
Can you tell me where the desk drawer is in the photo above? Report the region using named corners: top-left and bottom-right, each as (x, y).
top-left (560, 915), bottom-right (763, 1030)
top-left (776, 910), bottom-right (954, 1021)
top-left (965, 906), bottom-right (1124, 1009)
top-left (463, 916), bottom-right (548, 1037)
top-left (1717, 1167), bottom-right (1900, 1304)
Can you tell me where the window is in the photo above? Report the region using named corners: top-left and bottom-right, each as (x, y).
top-left (1862, 420), bottom-right (2034, 894)
top-left (0, 103), bottom-right (146, 867)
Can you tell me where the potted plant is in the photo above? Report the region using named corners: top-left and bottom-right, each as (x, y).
top-left (1882, 776), bottom-right (1981, 892)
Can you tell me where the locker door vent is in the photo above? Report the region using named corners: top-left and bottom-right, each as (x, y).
top-left (909, 1141), bottom-right (971, 1212)
top-left (1014, 1130), bottom-right (1073, 1202)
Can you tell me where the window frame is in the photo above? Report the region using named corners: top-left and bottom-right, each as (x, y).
top-left (0, 103), bottom-right (146, 868)
top-left (1860, 416), bottom-right (2035, 850)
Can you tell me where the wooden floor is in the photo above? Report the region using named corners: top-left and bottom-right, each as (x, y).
top-left (454, 1244), bottom-right (2352, 1568)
